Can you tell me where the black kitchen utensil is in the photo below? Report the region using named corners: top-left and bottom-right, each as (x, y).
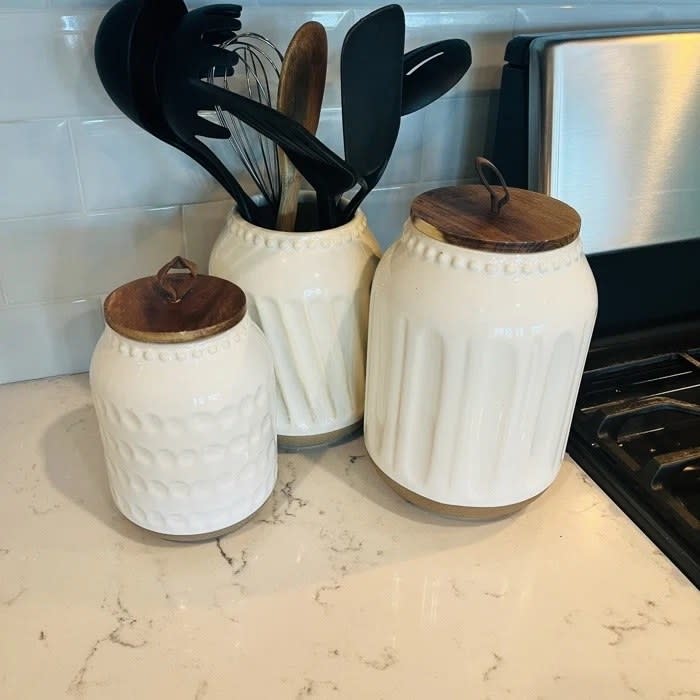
top-left (340, 4), bottom-right (405, 223)
top-left (401, 39), bottom-right (472, 116)
top-left (159, 7), bottom-right (358, 230)
top-left (94, 0), bottom-right (257, 222)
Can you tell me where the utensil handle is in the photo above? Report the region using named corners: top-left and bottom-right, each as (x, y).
top-left (198, 81), bottom-right (355, 203)
top-left (342, 189), bottom-right (363, 223)
top-left (316, 188), bottom-right (335, 230)
top-left (276, 150), bottom-right (301, 231)
top-left (340, 174), bottom-right (370, 223)
top-left (186, 140), bottom-right (257, 223)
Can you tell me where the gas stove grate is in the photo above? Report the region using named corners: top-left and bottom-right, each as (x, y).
top-left (569, 347), bottom-right (700, 588)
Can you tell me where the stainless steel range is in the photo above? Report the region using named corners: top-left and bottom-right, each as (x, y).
top-left (494, 27), bottom-right (700, 586)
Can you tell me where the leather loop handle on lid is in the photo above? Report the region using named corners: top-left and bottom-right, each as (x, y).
top-left (156, 256), bottom-right (198, 303)
top-left (475, 156), bottom-right (510, 215)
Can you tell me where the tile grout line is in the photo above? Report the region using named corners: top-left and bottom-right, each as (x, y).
top-left (66, 119), bottom-right (88, 215)
top-left (0, 293), bottom-right (105, 311)
top-left (416, 100), bottom-right (426, 184)
top-left (0, 113), bottom-right (121, 127)
top-left (0, 201), bottom-right (210, 225)
top-left (180, 204), bottom-right (189, 261)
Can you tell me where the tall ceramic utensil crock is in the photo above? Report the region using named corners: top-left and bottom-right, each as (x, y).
top-left (210, 197), bottom-right (380, 449)
top-left (365, 158), bottom-right (598, 517)
top-left (90, 257), bottom-right (277, 539)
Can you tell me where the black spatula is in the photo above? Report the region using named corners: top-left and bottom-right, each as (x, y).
top-left (340, 4), bottom-right (405, 223)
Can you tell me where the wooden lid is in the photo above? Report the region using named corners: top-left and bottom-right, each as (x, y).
top-left (410, 158), bottom-right (580, 253)
top-left (104, 257), bottom-right (246, 343)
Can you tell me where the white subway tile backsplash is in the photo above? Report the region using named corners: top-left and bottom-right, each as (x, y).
top-left (380, 109), bottom-right (425, 187)
top-left (0, 207), bottom-right (183, 304)
top-left (514, 4), bottom-right (665, 33)
top-left (404, 7), bottom-right (516, 93)
top-left (315, 107), bottom-right (344, 155)
top-left (362, 184), bottom-right (420, 250)
top-left (0, 298), bottom-right (103, 384)
top-left (183, 200), bottom-right (234, 271)
top-left (420, 93), bottom-right (493, 183)
top-left (0, 11), bottom-right (116, 121)
top-left (1, 0), bottom-right (693, 383)
top-left (0, 120), bottom-right (82, 220)
top-left (49, 1), bottom-right (113, 6)
top-left (255, 0), bottom-right (356, 4)
top-left (72, 117), bottom-right (227, 210)
top-left (1, 1), bottom-right (46, 7)
top-left (73, 11), bottom-right (126, 117)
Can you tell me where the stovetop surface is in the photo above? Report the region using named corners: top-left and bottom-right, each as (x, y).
top-left (569, 332), bottom-right (700, 588)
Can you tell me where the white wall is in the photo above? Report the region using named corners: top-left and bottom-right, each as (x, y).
top-left (0, 1), bottom-right (698, 383)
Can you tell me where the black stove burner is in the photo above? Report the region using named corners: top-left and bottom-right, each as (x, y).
top-left (569, 343), bottom-right (700, 588)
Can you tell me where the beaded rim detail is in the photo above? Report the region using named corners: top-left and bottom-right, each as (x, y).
top-left (222, 208), bottom-right (369, 251)
top-left (401, 223), bottom-right (583, 275)
top-left (106, 316), bottom-right (249, 361)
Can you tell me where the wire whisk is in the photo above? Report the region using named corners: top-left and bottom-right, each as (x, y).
top-left (207, 33), bottom-right (283, 211)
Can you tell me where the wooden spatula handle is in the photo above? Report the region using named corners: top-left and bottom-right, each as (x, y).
top-left (276, 151), bottom-right (302, 231)
top-left (275, 21), bottom-right (327, 231)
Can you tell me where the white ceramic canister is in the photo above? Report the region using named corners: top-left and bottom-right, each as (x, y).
top-left (364, 159), bottom-right (598, 518)
top-left (90, 257), bottom-right (277, 540)
top-left (209, 198), bottom-right (380, 449)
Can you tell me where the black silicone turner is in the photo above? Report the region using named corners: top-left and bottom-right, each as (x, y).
top-left (340, 5), bottom-right (405, 223)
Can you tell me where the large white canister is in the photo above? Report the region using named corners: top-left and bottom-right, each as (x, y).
top-left (90, 256), bottom-right (277, 540)
top-left (364, 159), bottom-right (598, 518)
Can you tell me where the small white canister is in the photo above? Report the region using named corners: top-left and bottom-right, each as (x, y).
top-left (90, 256), bottom-right (277, 540)
top-left (365, 158), bottom-right (598, 518)
top-left (210, 198), bottom-right (380, 449)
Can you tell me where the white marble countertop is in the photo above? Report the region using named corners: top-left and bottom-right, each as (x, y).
top-left (1, 374), bottom-right (698, 699)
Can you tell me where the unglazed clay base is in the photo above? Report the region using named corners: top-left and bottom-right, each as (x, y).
top-left (278, 419), bottom-right (363, 451)
top-left (374, 463), bottom-right (543, 520)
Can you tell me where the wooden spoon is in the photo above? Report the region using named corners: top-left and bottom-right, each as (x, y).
top-left (275, 21), bottom-right (328, 231)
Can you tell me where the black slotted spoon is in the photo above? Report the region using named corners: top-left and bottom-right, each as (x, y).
top-left (401, 39), bottom-right (472, 116)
